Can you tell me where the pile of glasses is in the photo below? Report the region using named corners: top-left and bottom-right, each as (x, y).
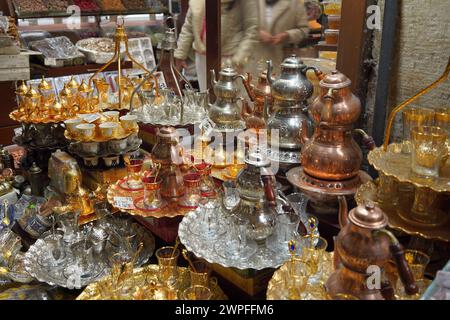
top-left (80, 245), bottom-right (224, 300)
top-left (133, 88), bottom-right (208, 126)
top-left (23, 210), bottom-right (154, 289)
top-left (179, 189), bottom-right (320, 270)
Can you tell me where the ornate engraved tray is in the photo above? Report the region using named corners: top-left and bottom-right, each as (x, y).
top-left (266, 252), bottom-right (334, 300)
top-left (24, 220), bottom-right (155, 289)
top-left (355, 181), bottom-right (450, 242)
top-left (368, 144), bottom-right (450, 192)
top-left (179, 208), bottom-right (296, 271)
top-left (9, 110), bottom-right (67, 124)
top-left (77, 265), bottom-right (227, 300)
top-left (107, 181), bottom-right (191, 218)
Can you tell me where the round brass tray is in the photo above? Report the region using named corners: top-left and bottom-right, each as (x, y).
top-left (77, 265), bottom-right (227, 300)
top-left (266, 252), bottom-right (334, 300)
top-left (355, 181), bottom-right (450, 242)
top-left (9, 110), bottom-right (67, 124)
top-left (107, 181), bottom-right (190, 218)
top-left (64, 125), bottom-right (138, 143)
top-left (368, 143), bottom-right (450, 193)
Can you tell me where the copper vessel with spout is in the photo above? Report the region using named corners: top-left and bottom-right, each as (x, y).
top-left (241, 71), bottom-right (273, 125)
top-left (325, 197), bottom-right (419, 300)
top-left (151, 127), bottom-right (185, 198)
top-left (300, 71), bottom-right (365, 180)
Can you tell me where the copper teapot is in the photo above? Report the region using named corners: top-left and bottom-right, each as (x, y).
top-left (326, 197), bottom-right (418, 300)
top-left (301, 71), bottom-right (365, 180)
top-left (151, 127), bottom-right (184, 198)
top-left (242, 70), bottom-right (273, 118)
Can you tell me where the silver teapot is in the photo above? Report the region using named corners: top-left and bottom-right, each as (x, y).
top-left (266, 55), bottom-right (320, 155)
top-left (208, 67), bottom-right (247, 130)
top-left (225, 150), bottom-right (278, 243)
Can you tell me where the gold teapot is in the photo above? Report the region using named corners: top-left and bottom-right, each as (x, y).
top-left (300, 71), bottom-right (372, 180)
top-left (326, 197), bottom-right (418, 300)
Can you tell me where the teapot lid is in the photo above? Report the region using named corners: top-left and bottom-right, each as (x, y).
top-left (219, 67), bottom-right (238, 78)
top-left (157, 126), bottom-right (178, 139)
top-left (320, 70), bottom-right (352, 89)
top-left (349, 201), bottom-right (388, 229)
top-left (280, 55), bottom-right (306, 69)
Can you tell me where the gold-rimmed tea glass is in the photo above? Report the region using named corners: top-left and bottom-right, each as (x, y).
top-left (300, 235), bottom-right (328, 278)
top-left (125, 157), bottom-right (144, 189)
top-left (404, 249), bottom-right (430, 280)
top-left (156, 246), bottom-right (180, 288)
top-left (189, 260), bottom-right (217, 288)
top-left (402, 108), bottom-right (435, 153)
top-left (411, 126), bottom-right (447, 177)
top-left (434, 107), bottom-right (450, 137)
top-left (376, 172), bottom-right (399, 206)
top-left (283, 258), bottom-right (312, 300)
top-left (182, 285), bottom-right (212, 300)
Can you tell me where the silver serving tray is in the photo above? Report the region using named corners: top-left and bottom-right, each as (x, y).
top-left (179, 207), bottom-right (309, 271)
top-left (24, 219), bottom-right (155, 289)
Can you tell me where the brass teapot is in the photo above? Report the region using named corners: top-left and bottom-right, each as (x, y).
top-left (266, 55), bottom-right (320, 152)
top-left (326, 197), bottom-right (418, 300)
top-left (225, 150), bottom-right (278, 243)
top-left (301, 71), bottom-right (366, 180)
top-left (208, 67), bottom-right (247, 130)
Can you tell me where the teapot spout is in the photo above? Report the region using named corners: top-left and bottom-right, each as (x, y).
top-left (210, 69), bottom-right (218, 87)
top-left (242, 72), bottom-right (256, 102)
top-left (337, 195), bottom-right (349, 228)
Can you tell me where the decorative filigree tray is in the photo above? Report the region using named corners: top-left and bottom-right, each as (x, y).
top-left (179, 208), bottom-right (302, 271)
top-left (355, 181), bottom-right (450, 242)
top-left (368, 144), bottom-right (450, 192)
top-left (266, 252), bottom-right (334, 300)
top-left (9, 110), bottom-right (68, 124)
top-left (24, 220), bottom-right (155, 289)
top-left (107, 181), bottom-right (191, 218)
top-left (77, 265), bottom-right (228, 300)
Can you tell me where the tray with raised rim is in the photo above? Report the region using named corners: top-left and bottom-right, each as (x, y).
top-left (9, 110), bottom-right (69, 124)
top-left (368, 143), bottom-right (450, 193)
top-left (76, 264), bottom-right (227, 300)
top-left (266, 252), bottom-right (334, 300)
top-left (355, 181), bottom-right (450, 242)
top-left (107, 181), bottom-right (191, 219)
top-left (64, 125), bottom-right (139, 143)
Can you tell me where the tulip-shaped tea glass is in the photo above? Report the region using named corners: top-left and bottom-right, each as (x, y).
top-left (156, 246), bottom-right (180, 288)
top-left (182, 285), bottom-right (212, 300)
top-left (411, 126), bottom-right (447, 178)
top-left (300, 235), bottom-right (328, 283)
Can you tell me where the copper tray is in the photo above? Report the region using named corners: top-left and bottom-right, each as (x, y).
top-left (107, 181), bottom-right (190, 218)
top-left (355, 181), bottom-right (450, 242)
top-left (266, 252), bottom-right (334, 300)
top-left (368, 143), bottom-right (450, 193)
top-left (77, 265), bottom-right (227, 300)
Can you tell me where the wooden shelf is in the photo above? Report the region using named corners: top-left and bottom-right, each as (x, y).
top-left (30, 60), bottom-right (134, 78)
top-left (314, 41), bottom-right (338, 52)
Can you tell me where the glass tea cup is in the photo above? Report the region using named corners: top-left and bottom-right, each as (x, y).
top-left (434, 107), bottom-right (450, 137)
top-left (411, 126), bottom-right (448, 178)
top-left (402, 108), bottom-right (435, 153)
top-left (283, 258), bottom-right (312, 300)
top-left (178, 173), bottom-right (202, 209)
top-left (300, 235), bottom-right (328, 280)
top-left (189, 260), bottom-right (217, 287)
top-left (156, 246), bottom-right (180, 287)
top-left (125, 156), bottom-right (145, 190)
top-left (142, 176), bottom-right (165, 210)
top-left (275, 212), bottom-right (301, 246)
top-left (182, 285), bottom-right (213, 300)
top-left (404, 249), bottom-right (430, 280)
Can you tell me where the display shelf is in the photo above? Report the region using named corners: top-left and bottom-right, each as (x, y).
top-left (30, 60), bottom-right (133, 78)
top-left (355, 181), bottom-right (450, 242)
top-left (314, 41), bottom-right (338, 52)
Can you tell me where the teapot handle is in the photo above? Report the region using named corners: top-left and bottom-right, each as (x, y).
top-left (337, 195), bottom-right (349, 229)
top-left (373, 229), bottom-right (419, 296)
top-left (241, 73), bottom-right (256, 102)
top-left (303, 66), bottom-right (325, 81)
top-left (353, 129), bottom-right (377, 151)
top-left (261, 175), bottom-right (277, 207)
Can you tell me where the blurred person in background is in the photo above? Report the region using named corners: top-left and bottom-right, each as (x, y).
top-left (174, 0), bottom-right (259, 91)
top-left (246, 0), bottom-right (320, 76)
